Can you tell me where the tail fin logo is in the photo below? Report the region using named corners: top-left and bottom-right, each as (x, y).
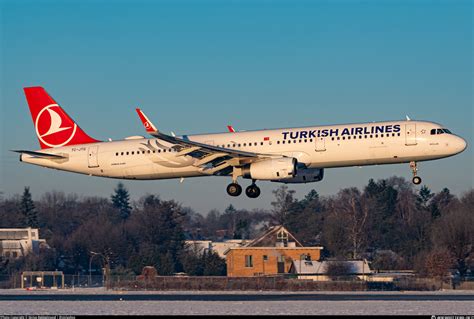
top-left (35, 104), bottom-right (77, 147)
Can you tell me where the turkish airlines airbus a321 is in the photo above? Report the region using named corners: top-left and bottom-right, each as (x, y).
top-left (14, 87), bottom-right (467, 198)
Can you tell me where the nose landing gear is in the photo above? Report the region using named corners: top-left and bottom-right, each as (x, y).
top-left (410, 161), bottom-right (422, 185)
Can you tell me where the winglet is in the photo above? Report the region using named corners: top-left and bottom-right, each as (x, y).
top-left (227, 125), bottom-right (235, 133)
top-left (136, 108), bottom-right (158, 133)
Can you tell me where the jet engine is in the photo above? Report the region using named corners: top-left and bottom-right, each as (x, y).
top-left (242, 157), bottom-right (297, 180)
top-left (272, 168), bottom-right (324, 184)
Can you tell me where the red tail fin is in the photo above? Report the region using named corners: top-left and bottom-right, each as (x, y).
top-left (24, 86), bottom-right (99, 149)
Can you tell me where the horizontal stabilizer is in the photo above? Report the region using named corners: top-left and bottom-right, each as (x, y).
top-left (12, 150), bottom-right (67, 159)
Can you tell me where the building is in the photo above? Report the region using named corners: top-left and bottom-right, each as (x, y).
top-left (289, 259), bottom-right (373, 281)
top-left (0, 228), bottom-right (48, 259)
top-left (224, 226), bottom-right (323, 277)
top-left (185, 239), bottom-right (250, 258)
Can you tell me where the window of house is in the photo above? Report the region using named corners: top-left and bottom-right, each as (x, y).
top-left (12, 252), bottom-right (17, 258)
top-left (263, 255), bottom-right (268, 262)
top-left (245, 255), bottom-right (253, 267)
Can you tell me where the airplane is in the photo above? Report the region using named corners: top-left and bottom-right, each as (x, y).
top-left (14, 87), bottom-right (467, 198)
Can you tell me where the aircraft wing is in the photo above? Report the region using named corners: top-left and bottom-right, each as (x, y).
top-left (135, 108), bottom-right (282, 175)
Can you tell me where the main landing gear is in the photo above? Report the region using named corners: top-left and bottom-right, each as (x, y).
top-left (226, 181), bottom-right (261, 198)
top-left (410, 161), bottom-right (422, 185)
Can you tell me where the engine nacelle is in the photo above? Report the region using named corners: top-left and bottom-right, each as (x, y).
top-left (272, 168), bottom-right (324, 184)
top-left (242, 157), bottom-right (297, 180)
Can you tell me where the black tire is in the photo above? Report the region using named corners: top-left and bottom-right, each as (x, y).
top-left (227, 183), bottom-right (242, 197)
top-left (412, 176), bottom-right (422, 185)
top-left (246, 185), bottom-right (261, 198)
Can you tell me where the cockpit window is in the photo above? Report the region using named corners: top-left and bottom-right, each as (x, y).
top-left (431, 128), bottom-right (452, 135)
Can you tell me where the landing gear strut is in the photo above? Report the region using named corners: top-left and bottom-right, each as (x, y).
top-left (410, 161), bottom-right (422, 185)
top-left (246, 181), bottom-right (261, 199)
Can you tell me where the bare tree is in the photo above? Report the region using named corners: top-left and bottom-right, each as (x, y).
top-left (328, 188), bottom-right (369, 259)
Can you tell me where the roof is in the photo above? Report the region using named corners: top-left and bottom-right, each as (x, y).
top-left (291, 260), bottom-right (373, 275)
top-left (245, 225), bottom-right (303, 247)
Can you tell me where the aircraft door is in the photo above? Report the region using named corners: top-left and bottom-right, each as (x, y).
top-left (88, 146), bottom-right (99, 168)
top-left (405, 124), bottom-right (417, 146)
top-left (315, 137), bottom-right (326, 152)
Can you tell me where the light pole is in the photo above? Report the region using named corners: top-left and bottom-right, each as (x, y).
top-left (89, 251), bottom-right (101, 287)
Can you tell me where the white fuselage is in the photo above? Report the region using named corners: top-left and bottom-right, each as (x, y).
top-left (20, 120), bottom-right (467, 182)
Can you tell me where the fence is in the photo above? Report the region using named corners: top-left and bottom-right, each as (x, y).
top-left (0, 274), bottom-right (472, 291)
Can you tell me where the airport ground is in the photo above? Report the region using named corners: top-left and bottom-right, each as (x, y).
top-left (1, 288), bottom-right (473, 315)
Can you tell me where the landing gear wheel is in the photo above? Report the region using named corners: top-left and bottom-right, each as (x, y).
top-left (227, 183), bottom-right (242, 197)
top-left (245, 184), bottom-right (261, 198)
top-left (412, 176), bottom-right (422, 185)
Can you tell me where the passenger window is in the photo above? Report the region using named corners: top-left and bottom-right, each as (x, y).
top-left (359, 136), bottom-right (362, 139)
top-left (147, 150), bottom-right (150, 153)
top-left (243, 143), bottom-right (246, 146)
top-left (126, 152), bottom-right (129, 155)
top-left (115, 153), bottom-right (118, 156)
top-left (261, 142), bottom-right (264, 145)
top-left (131, 151), bottom-right (134, 155)
top-left (277, 141), bottom-right (280, 144)
top-left (282, 141), bottom-right (286, 144)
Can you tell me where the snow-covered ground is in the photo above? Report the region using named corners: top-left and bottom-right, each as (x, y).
top-left (1, 289), bottom-right (473, 315)
top-left (1, 300), bottom-right (472, 315)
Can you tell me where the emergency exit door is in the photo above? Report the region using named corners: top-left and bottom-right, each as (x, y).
top-left (315, 137), bottom-right (326, 151)
top-left (405, 124), bottom-right (417, 146)
top-left (88, 146), bottom-right (99, 168)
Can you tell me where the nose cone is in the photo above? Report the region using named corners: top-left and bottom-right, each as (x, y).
top-left (453, 136), bottom-right (467, 154)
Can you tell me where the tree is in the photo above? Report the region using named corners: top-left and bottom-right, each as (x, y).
top-left (429, 188), bottom-right (455, 219)
top-left (326, 260), bottom-right (352, 280)
top-left (202, 251), bottom-right (227, 276)
top-left (417, 185), bottom-right (434, 210)
top-left (430, 203), bottom-right (473, 277)
top-left (111, 183), bottom-right (132, 220)
top-left (20, 187), bottom-right (38, 228)
top-left (271, 185), bottom-right (296, 225)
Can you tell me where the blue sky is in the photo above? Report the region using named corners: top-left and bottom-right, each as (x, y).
top-left (1, 0), bottom-right (472, 214)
